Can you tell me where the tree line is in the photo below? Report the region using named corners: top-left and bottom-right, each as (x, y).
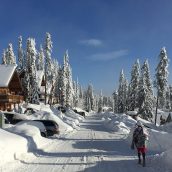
top-left (1, 33), bottom-right (113, 112)
top-left (113, 47), bottom-right (170, 124)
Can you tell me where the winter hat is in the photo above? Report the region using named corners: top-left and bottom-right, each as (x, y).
top-left (136, 120), bottom-right (142, 127)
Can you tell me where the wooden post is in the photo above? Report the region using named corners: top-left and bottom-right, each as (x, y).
top-left (155, 96), bottom-right (159, 126)
top-left (0, 111), bottom-right (4, 128)
top-left (44, 69), bottom-right (47, 105)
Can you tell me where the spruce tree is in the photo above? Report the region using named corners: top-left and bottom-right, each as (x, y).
top-left (98, 90), bottom-right (103, 112)
top-left (28, 38), bottom-right (39, 104)
top-left (44, 32), bottom-right (53, 104)
top-left (66, 65), bottom-right (73, 107)
top-left (128, 59), bottom-right (140, 111)
top-left (18, 36), bottom-right (24, 70)
top-left (2, 50), bottom-right (7, 64)
top-left (87, 83), bottom-right (94, 111)
top-left (117, 69), bottom-right (128, 113)
top-left (5, 49), bottom-right (9, 64)
top-left (112, 90), bottom-right (118, 113)
top-left (155, 47), bottom-right (169, 124)
top-left (7, 43), bottom-right (16, 64)
top-left (37, 45), bottom-right (45, 70)
top-left (61, 66), bottom-right (67, 106)
top-left (169, 85), bottom-right (172, 111)
top-left (166, 86), bottom-right (171, 110)
top-left (138, 60), bottom-right (154, 120)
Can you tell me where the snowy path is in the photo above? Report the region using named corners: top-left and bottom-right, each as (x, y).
top-left (4, 115), bottom-right (162, 172)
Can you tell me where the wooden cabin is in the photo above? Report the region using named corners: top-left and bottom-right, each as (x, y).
top-left (0, 65), bottom-right (23, 111)
top-left (19, 69), bottom-right (55, 104)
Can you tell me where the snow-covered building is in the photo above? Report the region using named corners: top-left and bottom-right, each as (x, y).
top-left (0, 65), bottom-right (23, 111)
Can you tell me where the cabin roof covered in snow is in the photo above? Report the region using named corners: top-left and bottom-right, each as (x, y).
top-left (0, 64), bottom-right (17, 87)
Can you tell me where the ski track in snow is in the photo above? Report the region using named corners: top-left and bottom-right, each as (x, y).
top-left (4, 114), bottom-right (166, 172)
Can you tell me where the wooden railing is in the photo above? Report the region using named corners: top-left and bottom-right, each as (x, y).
top-left (0, 94), bottom-right (23, 103)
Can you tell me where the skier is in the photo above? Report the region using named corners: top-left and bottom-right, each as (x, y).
top-left (131, 120), bottom-right (148, 167)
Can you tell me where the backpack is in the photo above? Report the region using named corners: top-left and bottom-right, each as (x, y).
top-left (133, 127), bottom-right (147, 148)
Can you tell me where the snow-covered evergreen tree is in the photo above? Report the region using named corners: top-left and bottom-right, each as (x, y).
top-left (7, 43), bottom-right (16, 64)
top-left (128, 59), bottom-right (140, 111)
top-left (2, 50), bottom-right (7, 64)
top-left (94, 95), bottom-right (99, 112)
top-left (73, 81), bottom-right (77, 107)
top-left (5, 49), bottom-right (9, 64)
top-left (73, 77), bottom-right (80, 107)
top-left (155, 47), bottom-right (169, 109)
top-left (79, 85), bottom-right (83, 99)
top-left (24, 38), bottom-right (32, 102)
top-left (83, 83), bottom-right (95, 112)
top-left (18, 36), bottom-right (24, 70)
top-left (108, 97), bottom-right (114, 110)
top-left (48, 59), bottom-right (59, 105)
top-left (166, 86), bottom-right (171, 110)
top-left (117, 69), bottom-right (128, 113)
top-left (87, 97), bottom-right (91, 112)
top-left (98, 90), bottom-right (103, 112)
top-left (169, 85), bottom-right (172, 111)
top-left (112, 90), bottom-right (118, 113)
top-left (138, 60), bottom-right (154, 119)
top-left (87, 83), bottom-right (95, 111)
top-left (55, 67), bottom-right (64, 105)
top-left (66, 64), bottom-right (73, 107)
top-left (155, 47), bottom-right (169, 124)
top-left (27, 38), bottom-right (39, 104)
top-left (37, 45), bottom-right (44, 70)
top-left (23, 38), bottom-right (39, 104)
top-left (44, 32), bottom-right (53, 104)
top-left (60, 50), bottom-right (73, 107)
top-left (61, 67), bottom-right (67, 106)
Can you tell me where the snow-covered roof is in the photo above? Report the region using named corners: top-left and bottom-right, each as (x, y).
top-left (0, 64), bottom-right (17, 87)
top-left (36, 70), bottom-right (44, 88)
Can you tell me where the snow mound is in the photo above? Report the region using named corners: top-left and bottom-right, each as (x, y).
top-left (65, 109), bottom-right (84, 122)
top-left (0, 128), bottom-right (28, 165)
top-left (39, 111), bottom-right (74, 133)
top-left (7, 121), bottom-right (49, 150)
top-left (103, 112), bottom-right (136, 134)
top-left (25, 104), bottom-right (74, 133)
top-left (51, 105), bottom-right (83, 129)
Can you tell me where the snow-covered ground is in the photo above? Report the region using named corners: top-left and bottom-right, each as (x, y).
top-left (1, 105), bottom-right (172, 171)
top-left (102, 110), bottom-right (172, 171)
top-left (0, 103), bottom-right (83, 168)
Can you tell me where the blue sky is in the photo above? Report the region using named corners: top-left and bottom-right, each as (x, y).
top-left (0, 0), bottom-right (172, 96)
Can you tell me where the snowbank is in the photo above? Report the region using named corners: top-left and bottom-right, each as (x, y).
top-left (51, 105), bottom-right (84, 129)
top-left (24, 103), bottom-right (85, 132)
top-left (74, 107), bottom-right (89, 116)
top-left (0, 103), bottom-right (86, 168)
top-left (103, 111), bottom-right (172, 156)
top-left (38, 111), bottom-right (74, 133)
top-left (102, 112), bottom-right (136, 134)
top-left (65, 109), bottom-right (84, 122)
top-left (25, 103), bottom-right (74, 133)
top-left (0, 128), bottom-right (28, 165)
top-left (7, 121), bottom-right (50, 150)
